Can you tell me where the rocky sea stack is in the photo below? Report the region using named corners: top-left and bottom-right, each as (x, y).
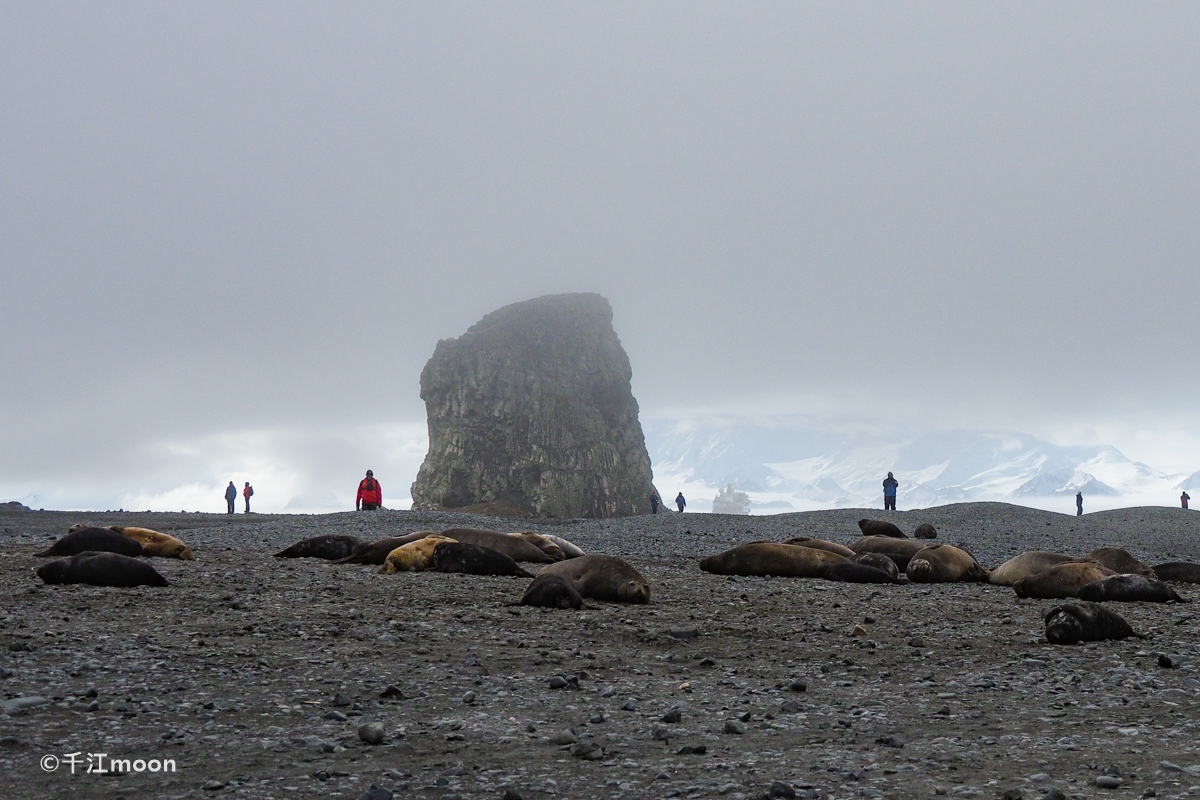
top-left (410, 293), bottom-right (656, 518)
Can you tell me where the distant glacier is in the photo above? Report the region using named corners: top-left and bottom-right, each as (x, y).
top-left (644, 416), bottom-right (1198, 514)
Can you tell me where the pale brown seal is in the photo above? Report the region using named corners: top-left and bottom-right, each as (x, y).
top-left (905, 544), bottom-right (989, 583)
top-left (1012, 562), bottom-right (1117, 599)
top-left (699, 543), bottom-right (848, 578)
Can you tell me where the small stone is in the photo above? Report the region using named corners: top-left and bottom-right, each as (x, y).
top-left (769, 781), bottom-right (796, 799)
top-left (652, 726), bottom-right (671, 741)
top-left (324, 710), bottom-right (348, 722)
top-left (1042, 789), bottom-right (1067, 800)
top-left (550, 730), bottom-right (577, 745)
top-left (788, 679), bottom-right (807, 692)
top-left (874, 735), bottom-right (904, 748)
top-left (83, 687), bottom-right (98, 698)
top-left (699, 657), bottom-right (717, 667)
top-left (332, 693), bottom-right (351, 706)
top-left (723, 719), bottom-right (745, 735)
top-left (358, 722), bottom-right (386, 745)
top-left (621, 699), bottom-right (637, 711)
top-left (379, 685), bottom-right (406, 700)
top-left (572, 741), bottom-right (604, 760)
top-left (908, 638), bottom-right (924, 648)
top-left (1094, 775), bottom-right (1121, 789)
top-left (1, 696), bottom-right (48, 715)
top-left (548, 676), bottom-right (569, 689)
top-left (780, 700), bottom-right (801, 714)
top-left (461, 692), bottom-right (476, 704)
top-left (358, 786), bottom-right (394, 800)
top-left (202, 781), bottom-right (226, 791)
top-left (668, 628), bottom-right (699, 640)
top-left (84, 700), bottom-right (99, 712)
top-left (1001, 790), bottom-right (1024, 800)
top-left (662, 709), bottom-right (682, 724)
top-left (849, 624), bottom-right (867, 637)
top-left (599, 686), bottom-right (616, 698)
top-left (1160, 760), bottom-right (1183, 772)
top-left (935, 705), bottom-right (951, 715)
top-left (589, 713), bottom-right (605, 724)
top-left (503, 791), bottom-right (523, 800)
top-left (1158, 654), bottom-right (1175, 669)
top-left (676, 745), bottom-right (706, 755)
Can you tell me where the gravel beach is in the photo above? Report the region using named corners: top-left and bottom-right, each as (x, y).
top-left (3, 503), bottom-right (1200, 800)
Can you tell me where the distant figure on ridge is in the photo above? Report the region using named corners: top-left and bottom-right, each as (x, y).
top-left (883, 472), bottom-right (899, 511)
top-left (675, 492), bottom-right (686, 513)
top-left (243, 482), bottom-right (254, 513)
top-left (225, 481), bottom-right (237, 514)
top-left (650, 490), bottom-right (661, 514)
top-left (357, 470), bottom-right (382, 512)
top-left (1182, 491), bottom-right (1190, 510)
top-left (1076, 491), bottom-right (1083, 516)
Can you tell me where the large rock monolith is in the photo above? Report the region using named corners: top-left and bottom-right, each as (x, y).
top-left (410, 293), bottom-right (656, 518)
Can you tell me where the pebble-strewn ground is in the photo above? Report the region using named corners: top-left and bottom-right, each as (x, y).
top-left (3, 503), bottom-right (1200, 800)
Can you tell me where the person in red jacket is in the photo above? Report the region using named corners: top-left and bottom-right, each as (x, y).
top-left (357, 470), bottom-right (382, 511)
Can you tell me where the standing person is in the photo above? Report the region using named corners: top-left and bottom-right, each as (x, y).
top-left (357, 470), bottom-right (382, 511)
top-left (883, 472), bottom-right (899, 511)
top-left (650, 490), bottom-right (660, 514)
top-left (1182, 491), bottom-right (1190, 510)
top-left (675, 492), bottom-right (686, 513)
top-left (224, 481), bottom-right (237, 514)
top-left (1076, 491), bottom-right (1083, 516)
top-left (243, 482), bottom-right (253, 513)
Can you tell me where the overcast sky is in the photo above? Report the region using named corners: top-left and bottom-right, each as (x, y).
top-left (3, 3), bottom-right (1198, 511)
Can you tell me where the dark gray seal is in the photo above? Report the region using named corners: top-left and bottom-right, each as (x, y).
top-left (913, 523), bottom-right (938, 539)
top-left (1151, 562), bottom-right (1200, 584)
top-left (821, 561), bottom-right (900, 584)
top-left (274, 535), bottom-right (364, 560)
top-left (432, 542), bottom-right (534, 577)
top-left (334, 534), bottom-right (437, 565)
top-left (850, 552), bottom-right (900, 580)
top-left (857, 519), bottom-right (906, 538)
top-left (1044, 602), bottom-right (1145, 644)
top-left (37, 552), bottom-right (167, 588)
top-left (1075, 574), bottom-right (1187, 604)
top-left (519, 573), bottom-right (583, 609)
top-left (538, 555), bottom-right (651, 604)
top-left (36, 528), bottom-right (144, 558)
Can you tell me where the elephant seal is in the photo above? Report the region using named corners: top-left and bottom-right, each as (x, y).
top-left (1012, 562), bottom-right (1117, 599)
top-left (435, 529), bottom-right (554, 563)
top-left (848, 536), bottom-right (927, 572)
top-left (1044, 602), bottom-right (1145, 644)
top-left (380, 535), bottom-right (456, 574)
top-left (913, 523), bottom-right (938, 540)
top-left (905, 544), bottom-right (989, 583)
top-left (858, 519), bottom-right (906, 538)
top-left (822, 561), bottom-right (900, 584)
top-left (1151, 562), bottom-right (1200, 584)
top-left (537, 555), bottom-right (651, 604)
top-left (334, 533), bottom-right (439, 565)
top-left (699, 543), bottom-right (848, 578)
top-left (432, 542), bottom-right (535, 577)
top-left (781, 537), bottom-right (856, 558)
top-left (37, 528), bottom-right (144, 558)
top-left (1085, 547), bottom-right (1157, 579)
top-left (1076, 574), bottom-right (1187, 604)
top-left (274, 535), bottom-right (364, 560)
top-left (988, 551), bottom-right (1085, 586)
top-left (508, 532), bottom-right (566, 561)
top-left (106, 526), bottom-right (193, 559)
top-left (851, 552), bottom-right (900, 580)
top-left (519, 573), bottom-right (583, 609)
top-left (37, 552), bottom-right (167, 588)
top-left (539, 534), bottom-right (586, 559)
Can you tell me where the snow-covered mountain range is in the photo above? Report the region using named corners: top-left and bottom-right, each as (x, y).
top-left (644, 417), bottom-right (1200, 514)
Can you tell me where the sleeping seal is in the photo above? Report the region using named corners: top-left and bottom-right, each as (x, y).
top-left (37, 552), bottom-right (167, 588)
top-left (821, 561), bottom-right (900, 584)
top-left (1044, 602), bottom-right (1144, 644)
top-left (537, 555), bottom-right (651, 604)
top-left (848, 536), bottom-right (927, 572)
top-left (988, 551), bottom-right (1086, 586)
top-left (781, 537), bottom-right (856, 558)
top-left (539, 534), bottom-right (586, 559)
top-left (105, 526), bottom-right (193, 560)
top-left (274, 535), bottom-right (364, 560)
top-left (432, 542), bottom-right (535, 577)
top-left (905, 544), bottom-right (989, 583)
top-left (336, 533), bottom-right (439, 565)
top-left (519, 573), bottom-right (584, 609)
top-left (1085, 547), bottom-right (1157, 579)
top-left (913, 523), bottom-right (938, 539)
top-left (1012, 562), bottom-right (1117, 599)
top-left (380, 535), bottom-right (456, 574)
top-left (507, 532), bottom-right (567, 561)
top-left (37, 528), bottom-right (144, 559)
top-left (699, 543), bottom-right (848, 578)
top-left (1075, 574), bottom-right (1187, 604)
top-left (857, 519), bottom-right (906, 538)
top-left (850, 552), bottom-right (900, 580)
top-left (1152, 562), bottom-right (1200, 584)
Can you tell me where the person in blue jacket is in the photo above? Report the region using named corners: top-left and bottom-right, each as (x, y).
top-left (675, 492), bottom-right (686, 513)
top-left (224, 481), bottom-right (237, 514)
top-left (883, 472), bottom-right (899, 511)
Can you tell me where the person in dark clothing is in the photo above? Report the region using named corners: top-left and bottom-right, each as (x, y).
top-left (650, 491), bottom-right (660, 514)
top-left (1076, 492), bottom-right (1083, 516)
top-left (883, 472), bottom-right (899, 511)
top-left (675, 492), bottom-right (686, 513)
top-left (357, 470), bottom-right (382, 511)
top-left (225, 481), bottom-right (237, 514)
top-left (1183, 491), bottom-right (1191, 510)
top-left (243, 482), bottom-right (253, 513)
